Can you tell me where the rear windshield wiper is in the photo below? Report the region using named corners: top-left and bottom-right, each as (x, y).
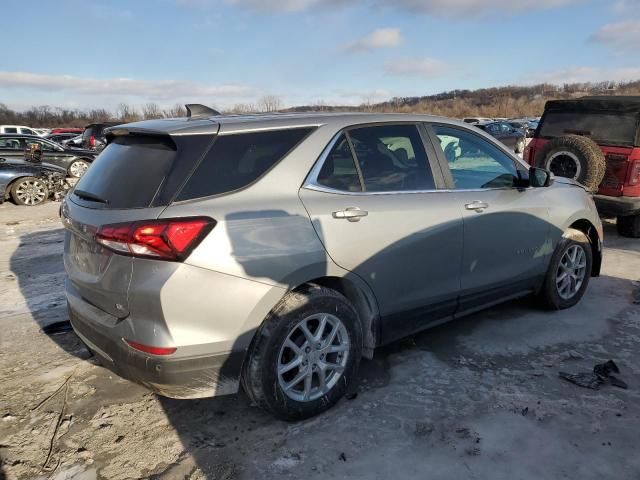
top-left (73, 189), bottom-right (109, 204)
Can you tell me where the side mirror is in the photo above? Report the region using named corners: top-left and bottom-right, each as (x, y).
top-left (529, 166), bottom-right (554, 187)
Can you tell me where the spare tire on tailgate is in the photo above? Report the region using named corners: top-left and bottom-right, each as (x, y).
top-left (537, 135), bottom-right (606, 191)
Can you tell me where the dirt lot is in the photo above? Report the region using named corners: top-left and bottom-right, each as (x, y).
top-left (1, 201), bottom-right (639, 480)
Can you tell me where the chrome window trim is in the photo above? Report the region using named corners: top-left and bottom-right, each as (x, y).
top-left (303, 127), bottom-right (526, 196)
top-left (303, 182), bottom-right (520, 196)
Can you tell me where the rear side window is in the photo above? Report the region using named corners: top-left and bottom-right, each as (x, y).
top-left (317, 135), bottom-right (362, 192)
top-left (176, 128), bottom-right (313, 201)
top-left (539, 112), bottom-right (638, 146)
top-left (72, 135), bottom-right (178, 209)
top-left (3, 128), bottom-right (18, 134)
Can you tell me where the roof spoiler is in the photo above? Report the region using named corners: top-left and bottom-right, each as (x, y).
top-left (185, 104), bottom-right (221, 118)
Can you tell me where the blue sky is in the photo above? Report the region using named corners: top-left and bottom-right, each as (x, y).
top-left (2, 0), bottom-right (640, 111)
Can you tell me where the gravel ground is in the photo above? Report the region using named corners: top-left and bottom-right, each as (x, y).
top-left (0, 201), bottom-right (639, 480)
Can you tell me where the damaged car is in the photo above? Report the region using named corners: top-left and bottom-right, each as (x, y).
top-left (62, 107), bottom-right (603, 420)
top-left (1, 144), bottom-right (69, 205)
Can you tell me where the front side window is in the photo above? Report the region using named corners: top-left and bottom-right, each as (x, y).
top-left (432, 125), bottom-right (518, 189)
top-left (348, 124), bottom-right (435, 192)
top-left (25, 138), bottom-right (56, 152)
top-left (21, 128), bottom-right (35, 135)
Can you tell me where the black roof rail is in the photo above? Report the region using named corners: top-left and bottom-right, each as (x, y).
top-left (185, 104), bottom-right (221, 118)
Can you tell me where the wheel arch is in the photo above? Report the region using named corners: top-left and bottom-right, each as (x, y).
top-left (293, 275), bottom-right (380, 359)
top-left (568, 218), bottom-right (601, 277)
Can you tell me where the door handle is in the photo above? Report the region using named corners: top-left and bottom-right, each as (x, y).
top-left (465, 201), bottom-right (489, 212)
top-left (332, 207), bottom-right (368, 222)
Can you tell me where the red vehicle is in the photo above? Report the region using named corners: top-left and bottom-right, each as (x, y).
top-left (49, 128), bottom-right (84, 135)
top-left (525, 96), bottom-right (640, 237)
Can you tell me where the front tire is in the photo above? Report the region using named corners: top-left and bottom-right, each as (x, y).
top-left (242, 285), bottom-right (362, 421)
top-left (538, 229), bottom-right (592, 310)
top-left (617, 215), bottom-right (640, 238)
top-left (10, 177), bottom-right (49, 206)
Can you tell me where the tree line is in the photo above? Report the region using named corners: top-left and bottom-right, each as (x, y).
top-left (2, 81), bottom-right (640, 127)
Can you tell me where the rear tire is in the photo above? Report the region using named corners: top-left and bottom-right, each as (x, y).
top-left (242, 285), bottom-right (362, 421)
top-left (538, 229), bottom-right (592, 310)
top-left (617, 215), bottom-right (640, 238)
top-left (10, 177), bottom-right (49, 206)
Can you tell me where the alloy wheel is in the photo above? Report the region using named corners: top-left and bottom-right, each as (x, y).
top-left (556, 244), bottom-right (587, 300)
top-left (547, 151), bottom-right (581, 180)
top-left (15, 179), bottom-right (47, 205)
top-left (277, 313), bottom-right (350, 402)
top-left (69, 160), bottom-right (89, 178)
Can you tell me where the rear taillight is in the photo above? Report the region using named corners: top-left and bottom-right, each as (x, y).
top-left (629, 160), bottom-right (640, 186)
top-left (88, 135), bottom-right (96, 148)
top-left (96, 217), bottom-right (215, 261)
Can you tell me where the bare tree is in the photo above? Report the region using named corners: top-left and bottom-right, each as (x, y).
top-left (141, 103), bottom-right (163, 119)
top-left (117, 103), bottom-right (140, 122)
top-left (225, 103), bottom-right (256, 114)
top-left (258, 95), bottom-right (283, 113)
top-left (163, 103), bottom-right (186, 118)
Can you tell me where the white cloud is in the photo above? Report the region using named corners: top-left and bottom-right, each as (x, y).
top-left (591, 20), bottom-right (640, 50)
top-left (0, 71), bottom-right (254, 103)
top-left (374, 0), bottom-right (581, 16)
top-left (177, 0), bottom-right (581, 15)
top-left (525, 66), bottom-right (640, 84)
top-left (344, 28), bottom-right (403, 53)
top-left (385, 57), bottom-right (449, 78)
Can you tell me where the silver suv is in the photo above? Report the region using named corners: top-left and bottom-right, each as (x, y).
top-left (62, 108), bottom-right (603, 420)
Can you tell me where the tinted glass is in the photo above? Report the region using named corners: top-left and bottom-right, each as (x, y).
top-left (21, 128), bottom-right (35, 135)
top-left (317, 135), bottom-right (362, 192)
top-left (3, 128), bottom-right (17, 134)
top-left (348, 124), bottom-right (435, 192)
top-left (177, 128), bottom-right (312, 201)
top-left (539, 112), bottom-right (637, 146)
top-left (73, 135), bottom-right (178, 209)
top-left (24, 138), bottom-right (56, 152)
top-left (433, 125), bottom-right (518, 189)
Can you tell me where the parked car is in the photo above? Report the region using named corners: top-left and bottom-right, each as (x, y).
top-left (507, 119), bottom-right (537, 138)
top-left (82, 122), bottom-right (119, 151)
top-left (525, 96), bottom-right (640, 238)
top-left (0, 155), bottom-right (68, 205)
top-left (62, 109), bottom-right (602, 420)
top-left (0, 134), bottom-right (96, 178)
top-left (0, 125), bottom-right (38, 135)
top-left (475, 121), bottom-right (526, 153)
top-left (462, 117), bottom-right (492, 124)
top-left (46, 132), bottom-right (83, 146)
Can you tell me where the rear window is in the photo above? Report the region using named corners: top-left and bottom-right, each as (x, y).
top-left (175, 128), bottom-right (313, 201)
top-left (72, 135), bottom-right (178, 209)
top-left (539, 112), bottom-right (639, 146)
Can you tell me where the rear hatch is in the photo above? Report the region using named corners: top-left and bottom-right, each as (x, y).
top-left (533, 99), bottom-right (640, 195)
top-left (63, 122), bottom-right (217, 318)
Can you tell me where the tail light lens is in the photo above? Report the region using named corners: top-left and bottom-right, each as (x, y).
top-left (96, 217), bottom-right (215, 261)
top-left (629, 160), bottom-right (640, 186)
top-left (89, 135), bottom-right (96, 148)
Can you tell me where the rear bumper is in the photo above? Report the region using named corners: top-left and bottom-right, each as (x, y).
top-left (67, 289), bottom-right (245, 399)
top-left (594, 194), bottom-right (640, 217)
